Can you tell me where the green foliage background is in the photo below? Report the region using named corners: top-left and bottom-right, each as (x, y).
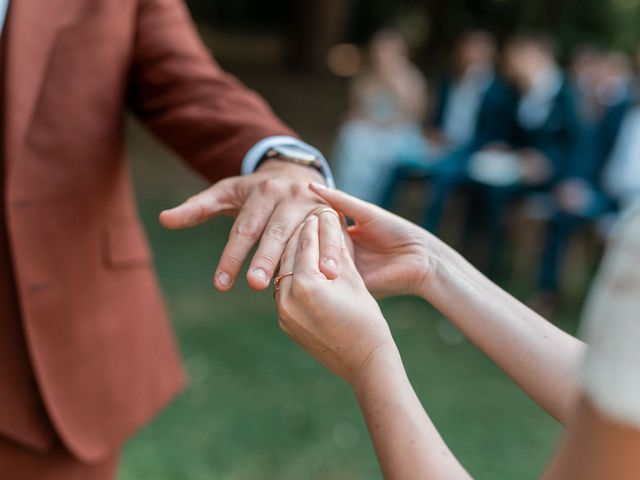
top-left (186, 0), bottom-right (640, 55)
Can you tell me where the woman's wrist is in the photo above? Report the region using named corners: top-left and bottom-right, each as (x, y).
top-left (414, 233), bottom-right (457, 302)
top-left (350, 342), bottom-right (405, 398)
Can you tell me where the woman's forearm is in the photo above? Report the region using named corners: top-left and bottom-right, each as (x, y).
top-left (421, 242), bottom-right (587, 425)
top-left (352, 345), bottom-right (471, 480)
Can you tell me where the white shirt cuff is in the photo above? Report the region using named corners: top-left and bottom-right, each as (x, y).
top-left (241, 136), bottom-right (335, 188)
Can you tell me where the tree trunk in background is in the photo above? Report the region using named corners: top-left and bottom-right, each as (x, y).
top-left (286, 0), bottom-right (355, 73)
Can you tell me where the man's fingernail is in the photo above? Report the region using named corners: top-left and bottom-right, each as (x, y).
top-left (310, 182), bottom-right (327, 190)
top-left (253, 268), bottom-right (269, 283)
top-left (217, 272), bottom-right (231, 287)
top-left (324, 258), bottom-right (337, 271)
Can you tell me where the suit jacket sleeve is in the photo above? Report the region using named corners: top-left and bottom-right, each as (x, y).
top-left (127, 0), bottom-right (298, 183)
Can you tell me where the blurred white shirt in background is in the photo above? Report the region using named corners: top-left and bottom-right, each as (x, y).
top-left (517, 65), bottom-right (564, 130)
top-left (604, 107), bottom-right (640, 208)
top-left (0, 0), bottom-right (8, 32)
top-left (442, 66), bottom-right (494, 147)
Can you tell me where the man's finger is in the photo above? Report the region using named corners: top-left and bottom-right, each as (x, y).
top-left (308, 183), bottom-right (377, 224)
top-left (213, 192), bottom-right (275, 291)
top-left (317, 210), bottom-right (342, 279)
top-left (159, 179), bottom-right (238, 230)
top-left (247, 202), bottom-right (313, 290)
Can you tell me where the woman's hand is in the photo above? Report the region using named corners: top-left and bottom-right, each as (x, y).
top-left (276, 215), bottom-right (471, 480)
top-left (309, 183), bottom-right (437, 298)
top-left (275, 215), bottom-right (398, 385)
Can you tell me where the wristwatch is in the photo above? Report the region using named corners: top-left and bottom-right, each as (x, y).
top-left (259, 145), bottom-right (324, 176)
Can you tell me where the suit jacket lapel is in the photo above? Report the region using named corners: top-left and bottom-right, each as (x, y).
top-left (4, 0), bottom-right (68, 167)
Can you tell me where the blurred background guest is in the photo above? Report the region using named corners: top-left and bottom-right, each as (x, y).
top-left (461, 33), bottom-right (581, 275)
top-left (333, 30), bottom-right (429, 203)
top-left (383, 31), bottom-right (517, 233)
top-left (530, 49), bottom-right (635, 315)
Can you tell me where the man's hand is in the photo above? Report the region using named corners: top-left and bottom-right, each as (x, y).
top-left (159, 161), bottom-right (342, 291)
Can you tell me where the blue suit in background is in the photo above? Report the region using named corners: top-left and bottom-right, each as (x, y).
top-left (383, 74), bottom-right (517, 233)
top-left (433, 75), bottom-right (518, 153)
top-left (536, 94), bottom-right (632, 293)
top-left (471, 78), bottom-right (583, 276)
top-left (512, 80), bottom-right (583, 182)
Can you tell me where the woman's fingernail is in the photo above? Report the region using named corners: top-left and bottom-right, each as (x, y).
top-left (310, 182), bottom-right (327, 190)
top-left (217, 272), bottom-right (231, 287)
top-left (253, 268), bottom-right (269, 283)
top-left (324, 258), bottom-right (337, 271)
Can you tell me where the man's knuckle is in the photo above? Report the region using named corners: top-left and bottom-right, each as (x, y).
top-left (265, 223), bottom-right (291, 242)
top-left (222, 254), bottom-right (243, 270)
top-left (255, 252), bottom-right (279, 270)
top-left (259, 178), bottom-right (283, 196)
top-left (233, 222), bottom-right (261, 241)
top-left (289, 183), bottom-right (306, 198)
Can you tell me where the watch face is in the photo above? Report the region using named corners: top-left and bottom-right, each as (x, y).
top-left (273, 145), bottom-right (318, 163)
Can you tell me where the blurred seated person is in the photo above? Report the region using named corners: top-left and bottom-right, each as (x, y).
top-left (570, 45), bottom-right (609, 123)
top-left (467, 33), bottom-right (582, 275)
top-left (383, 30), bottom-right (517, 232)
top-left (531, 51), bottom-right (634, 316)
top-left (428, 31), bottom-right (516, 156)
top-left (275, 184), bottom-right (640, 479)
top-left (333, 30), bottom-right (429, 203)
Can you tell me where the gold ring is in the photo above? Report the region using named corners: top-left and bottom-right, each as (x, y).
top-left (274, 271), bottom-right (293, 289)
top-left (312, 207), bottom-right (341, 221)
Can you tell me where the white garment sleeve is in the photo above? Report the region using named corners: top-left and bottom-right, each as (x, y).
top-left (241, 136), bottom-right (335, 188)
top-left (579, 200), bottom-right (640, 428)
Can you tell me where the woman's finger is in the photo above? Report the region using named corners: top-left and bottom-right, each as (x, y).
top-left (294, 216), bottom-right (320, 277)
top-left (309, 183), bottom-right (378, 224)
top-left (317, 209), bottom-right (342, 279)
top-left (276, 222), bottom-right (304, 300)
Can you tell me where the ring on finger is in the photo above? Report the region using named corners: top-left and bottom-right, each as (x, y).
top-left (311, 207), bottom-right (341, 222)
top-left (274, 271), bottom-right (294, 289)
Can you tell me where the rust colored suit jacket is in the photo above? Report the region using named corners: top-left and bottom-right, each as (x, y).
top-left (1, 0), bottom-right (295, 463)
